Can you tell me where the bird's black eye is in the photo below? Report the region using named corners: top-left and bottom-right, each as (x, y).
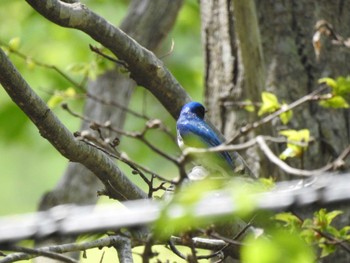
top-left (196, 105), bottom-right (205, 119)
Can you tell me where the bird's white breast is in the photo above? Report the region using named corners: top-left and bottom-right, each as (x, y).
top-left (177, 131), bottom-right (185, 150)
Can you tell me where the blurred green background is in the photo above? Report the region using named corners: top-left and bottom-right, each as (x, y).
top-left (0, 0), bottom-right (203, 215)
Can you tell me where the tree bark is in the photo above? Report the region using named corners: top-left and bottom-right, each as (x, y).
top-left (200, 0), bottom-right (273, 177)
top-left (201, 0), bottom-right (350, 262)
top-left (258, 2), bottom-right (350, 262)
top-left (254, 0), bottom-right (350, 178)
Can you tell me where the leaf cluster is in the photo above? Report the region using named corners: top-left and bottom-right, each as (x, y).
top-left (275, 209), bottom-right (350, 258)
top-left (319, 77), bottom-right (350, 108)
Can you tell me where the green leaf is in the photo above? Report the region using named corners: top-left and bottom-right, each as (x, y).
top-left (333, 76), bottom-right (350, 96)
top-left (258, 92), bottom-right (281, 116)
top-left (63, 87), bottom-right (76, 98)
top-left (320, 243), bottom-right (336, 258)
top-left (279, 147), bottom-right (297, 160)
top-left (274, 212), bottom-right (300, 225)
top-left (47, 87), bottom-right (77, 108)
top-left (274, 212), bottom-right (302, 232)
top-left (339, 226), bottom-right (350, 237)
top-left (279, 129), bottom-right (310, 160)
top-left (325, 210), bottom-right (343, 225)
top-left (300, 228), bottom-right (316, 245)
top-left (313, 209), bottom-right (342, 232)
top-left (258, 177), bottom-right (275, 190)
top-left (8, 37), bottom-right (20, 51)
top-left (47, 94), bottom-right (64, 108)
top-left (319, 95), bottom-right (349, 108)
top-left (242, 229), bottom-right (315, 263)
top-left (279, 104), bottom-right (293, 124)
top-left (318, 77), bottom-right (337, 89)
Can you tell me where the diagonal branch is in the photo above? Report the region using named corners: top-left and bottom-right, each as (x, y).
top-left (25, 0), bottom-right (190, 119)
top-left (0, 47), bottom-right (146, 201)
top-left (0, 235), bottom-right (130, 263)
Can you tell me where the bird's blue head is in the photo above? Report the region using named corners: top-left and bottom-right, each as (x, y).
top-left (180, 101), bottom-right (205, 120)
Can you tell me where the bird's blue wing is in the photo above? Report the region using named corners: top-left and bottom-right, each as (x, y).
top-left (177, 118), bottom-right (234, 170)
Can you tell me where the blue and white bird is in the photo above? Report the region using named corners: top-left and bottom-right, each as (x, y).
top-left (176, 101), bottom-right (235, 177)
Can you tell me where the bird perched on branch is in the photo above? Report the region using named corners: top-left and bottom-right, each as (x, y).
top-left (176, 101), bottom-right (236, 178)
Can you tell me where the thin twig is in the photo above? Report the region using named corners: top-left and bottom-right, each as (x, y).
top-left (227, 85), bottom-right (328, 144)
top-left (167, 239), bottom-right (186, 260)
top-left (1, 40), bottom-right (150, 120)
top-left (182, 136), bottom-right (350, 177)
top-left (64, 103), bottom-right (179, 167)
top-left (256, 136), bottom-right (350, 176)
top-left (89, 44), bottom-right (129, 68)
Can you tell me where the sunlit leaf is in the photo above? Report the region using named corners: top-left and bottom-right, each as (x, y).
top-left (320, 243), bottom-right (336, 258)
top-left (63, 87), bottom-right (76, 98)
top-left (318, 77), bottom-right (337, 89)
top-left (279, 129), bottom-right (310, 159)
top-left (279, 104), bottom-right (293, 124)
top-left (339, 226), bottom-right (350, 237)
top-left (8, 37), bottom-right (20, 51)
top-left (319, 95), bottom-right (349, 108)
top-left (274, 212), bottom-right (301, 228)
top-left (47, 94), bottom-right (64, 108)
top-left (258, 92), bottom-right (281, 116)
top-left (334, 76), bottom-right (350, 96)
top-left (279, 147), bottom-right (298, 160)
top-left (258, 177), bottom-right (275, 190)
top-left (279, 129), bottom-right (309, 141)
top-left (47, 87), bottom-right (77, 108)
top-left (314, 209), bottom-right (342, 228)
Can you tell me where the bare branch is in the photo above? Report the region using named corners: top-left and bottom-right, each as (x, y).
top-left (114, 236), bottom-right (133, 263)
top-left (256, 136), bottom-right (350, 176)
top-left (25, 0), bottom-right (190, 119)
top-left (0, 235), bottom-right (130, 263)
top-left (182, 135), bottom-right (350, 177)
top-left (227, 85), bottom-right (328, 143)
top-left (0, 47), bottom-right (146, 201)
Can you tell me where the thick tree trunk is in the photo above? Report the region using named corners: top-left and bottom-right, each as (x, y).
top-left (257, 0), bottom-right (350, 172)
top-left (201, 0), bottom-right (350, 174)
top-left (200, 0), bottom-right (350, 262)
top-left (258, 2), bottom-right (350, 262)
top-left (200, 0), bottom-right (274, 177)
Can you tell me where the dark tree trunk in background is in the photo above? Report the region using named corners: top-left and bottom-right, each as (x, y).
top-left (35, 0), bottom-right (183, 261)
top-left (257, 0), bottom-right (350, 172)
top-left (200, 0), bottom-right (274, 177)
top-left (201, 0), bottom-right (350, 174)
top-left (201, 0), bottom-right (350, 262)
